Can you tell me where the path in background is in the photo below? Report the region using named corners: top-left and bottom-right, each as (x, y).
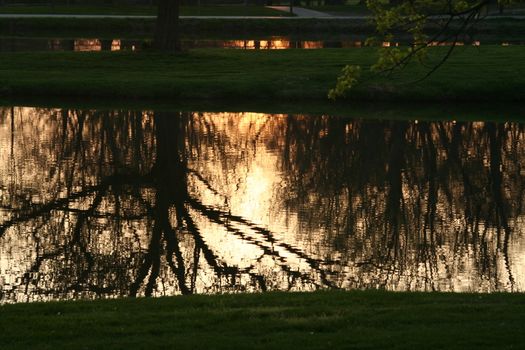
top-left (266, 6), bottom-right (333, 17)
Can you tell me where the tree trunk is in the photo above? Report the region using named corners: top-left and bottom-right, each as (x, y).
top-left (154, 0), bottom-right (181, 52)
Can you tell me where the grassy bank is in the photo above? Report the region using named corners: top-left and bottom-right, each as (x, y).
top-left (0, 17), bottom-right (374, 38)
top-left (1, 291), bottom-right (524, 349)
top-left (3, 95), bottom-right (523, 122)
top-left (0, 5), bottom-right (290, 17)
top-left (0, 46), bottom-right (524, 102)
top-left (2, 17), bottom-right (525, 39)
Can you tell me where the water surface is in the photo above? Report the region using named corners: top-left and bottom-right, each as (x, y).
top-left (0, 106), bottom-right (524, 303)
top-left (0, 36), bottom-right (520, 52)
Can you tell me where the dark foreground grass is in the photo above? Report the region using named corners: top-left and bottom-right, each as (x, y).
top-left (1, 291), bottom-right (524, 349)
top-left (0, 46), bottom-right (524, 102)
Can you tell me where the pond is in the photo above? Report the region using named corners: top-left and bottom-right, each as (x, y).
top-left (0, 36), bottom-right (520, 52)
top-left (0, 36), bottom-right (370, 52)
top-left (0, 105), bottom-right (524, 303)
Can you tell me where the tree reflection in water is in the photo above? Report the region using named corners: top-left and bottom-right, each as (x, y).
top-left (0, 107), bottom-right (523, 303)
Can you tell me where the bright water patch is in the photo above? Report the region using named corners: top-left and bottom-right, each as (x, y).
top-left (0, 36), bottom-right (521, 52)
top-left (0, 106), bottom-right (524, 303)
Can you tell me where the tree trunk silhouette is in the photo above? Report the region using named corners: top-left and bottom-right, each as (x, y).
top-left (155, 0), bottom-right (181, 52)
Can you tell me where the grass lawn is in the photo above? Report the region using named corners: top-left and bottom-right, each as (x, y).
top-left (0, 17), bottom-right (374, 38)
top-left (0, 5), bottom-right (291, 17)
top-left (2, 17), bottom-right (524, 40)
top-left (305, 1), bottom-right (525, 16)
top-left (1, 290), bottom-right (524, 349)
top-left (0, 46), bottom-right (523, 102)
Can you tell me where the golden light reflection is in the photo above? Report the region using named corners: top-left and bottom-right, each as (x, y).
top-left (37, 37), bottom-right (509, 53)
top-left (382, 42), bottom-right (401, 47)
top-left (301, 41), bottom-right (324, 49)
top-left (111, 39), bottom-right (121, 51)
top-left (1, 107), bottom-right (525, 302)
top-left (74, 39), bottom-right (101, 51)
top-left (223, 39), bottom-right (292, 50)
top-left (428, 41), bottom-right (465, 46)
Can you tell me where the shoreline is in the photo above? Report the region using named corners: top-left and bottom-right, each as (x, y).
top-left (1, 47), bottom-right (524, 103)
top-left (2, 17), bottom-right (525, 38)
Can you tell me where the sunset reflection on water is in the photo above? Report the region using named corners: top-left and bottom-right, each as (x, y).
top-left (0, 107), bottom-right (524, 303)
top-left (1, 36), bottom-right (518, 53)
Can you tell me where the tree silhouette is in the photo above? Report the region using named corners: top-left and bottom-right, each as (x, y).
top-left (0, 107), bottom-right (523, 302)
top-left (155, 0), bottom-right (180, 52)
top-left (0, 108), bottom-right (336, 302)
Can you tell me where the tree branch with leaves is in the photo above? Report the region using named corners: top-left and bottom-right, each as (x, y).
top-left (329, 0), bottom-right (518, 99)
